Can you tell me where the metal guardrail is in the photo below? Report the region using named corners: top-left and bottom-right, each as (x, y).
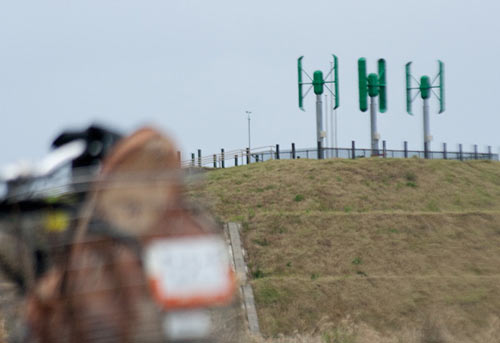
top-left (181, 146), bottom-right (275, 168)
top-left (182, 145), bottom-right (499, 169)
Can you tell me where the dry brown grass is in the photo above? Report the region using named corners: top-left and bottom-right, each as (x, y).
top-left (0, 319), bottom-right (5, 342)
top-left (189, 158), bottom-right (500, 220)
top-left (189, 159), bottom-right (500, 342)
top-left (246, 314), bottom-right (500, 342)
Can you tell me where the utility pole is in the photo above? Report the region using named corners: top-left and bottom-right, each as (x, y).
top-left (245, 110), bottom-right (252, 151)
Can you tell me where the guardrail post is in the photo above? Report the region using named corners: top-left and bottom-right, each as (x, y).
top-left (488, 145), bottom-right (492, 160)
top-left (221, 149), bottom-right (225, 168)
top-left (235, 155), bottom-right (238, 167)
top-left (191, 153), bottom-right (195, 167)
top-left (213, 154), bottom-right (217, 168)
top-left (382, 140), bottom-right (386, 158)
top-left (276, 144), bottom-right (280, 160)
top-left (474, 144), bottom-right (478, 160)
top-left (459, 144), bottom-right (463, 161)
top-left (351, 141), bottom-right (355, 160)
top-left (292, 143), bottom-right (296, 159)
top-left (246, 148), bottom-right (250, 164)
top-left (404, 141), bottom-right (408, 158)
top-left (443, 143), bottom-right (447, 159)
top-left (197, 149), bottom-right (202, 167)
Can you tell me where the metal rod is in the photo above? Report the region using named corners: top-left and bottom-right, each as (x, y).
top-left (330, 60), bottom-right (336, 152)
top-left (316, 94), bottom-right (324, 159)
top-left (316, 94), bottom-right (324, 147)
top-left (423, 97), bottom-right (431, 159)
top-left (325, 94), bottom-right (329, 155)
top-left (334, 108), bottom-right (338, 157)
top-left (248, 116), bottom-right (251, 150)
top-left (334, 109), bottom-right (337, 151)
top-left (246, 111), bottom-right (252, 151)
top-left (369, 96), bottom-right (379, 155)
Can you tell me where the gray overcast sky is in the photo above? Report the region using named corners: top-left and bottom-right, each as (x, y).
top-left (0, 0), bottom-right (499, 165)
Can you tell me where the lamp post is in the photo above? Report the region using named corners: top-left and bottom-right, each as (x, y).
top-left (245, 110), bottom-right (252, 151)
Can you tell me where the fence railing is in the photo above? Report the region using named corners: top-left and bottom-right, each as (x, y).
top-left (181, 145), bottom-right (275, 168)
top-left (181, 143), bottom-right (499, 169)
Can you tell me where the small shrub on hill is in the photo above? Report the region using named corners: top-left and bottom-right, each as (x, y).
top-left (294, 194), bottom-right (304, 202)
top-left (352, 257), bottom-right (362, 265)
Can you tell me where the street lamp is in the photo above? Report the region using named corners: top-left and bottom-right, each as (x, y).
top-left (245, 111), bottom-right (252, 151)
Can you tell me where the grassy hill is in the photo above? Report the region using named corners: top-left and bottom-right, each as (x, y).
top-left (188, 158), bottom-right (500, 343)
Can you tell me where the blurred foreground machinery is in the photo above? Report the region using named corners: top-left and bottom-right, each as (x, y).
top-left (0, 125), bottom-right (242, 342)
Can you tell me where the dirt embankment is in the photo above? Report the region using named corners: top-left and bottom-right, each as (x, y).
top-left (190, 158), bottom-right (500, 342)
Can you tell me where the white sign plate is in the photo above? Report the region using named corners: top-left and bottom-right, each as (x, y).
top-left (145, 235), bottom-right (235, 309)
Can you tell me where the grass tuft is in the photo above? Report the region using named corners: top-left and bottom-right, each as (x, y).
top-left (294, 194), bottom-right (304, 202)
top-left (351, 257), bottom-right (362, 265)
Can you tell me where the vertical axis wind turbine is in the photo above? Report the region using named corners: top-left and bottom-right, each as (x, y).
top-left (297, 55), bottom-right (339, 159)
top-left (358, 58), bottom-right (387, 156)
top-left (406, 61), bottom-right (445, 158)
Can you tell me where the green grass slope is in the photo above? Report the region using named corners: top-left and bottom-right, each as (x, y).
top-left (189, 159), bottom-right (500, 343)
